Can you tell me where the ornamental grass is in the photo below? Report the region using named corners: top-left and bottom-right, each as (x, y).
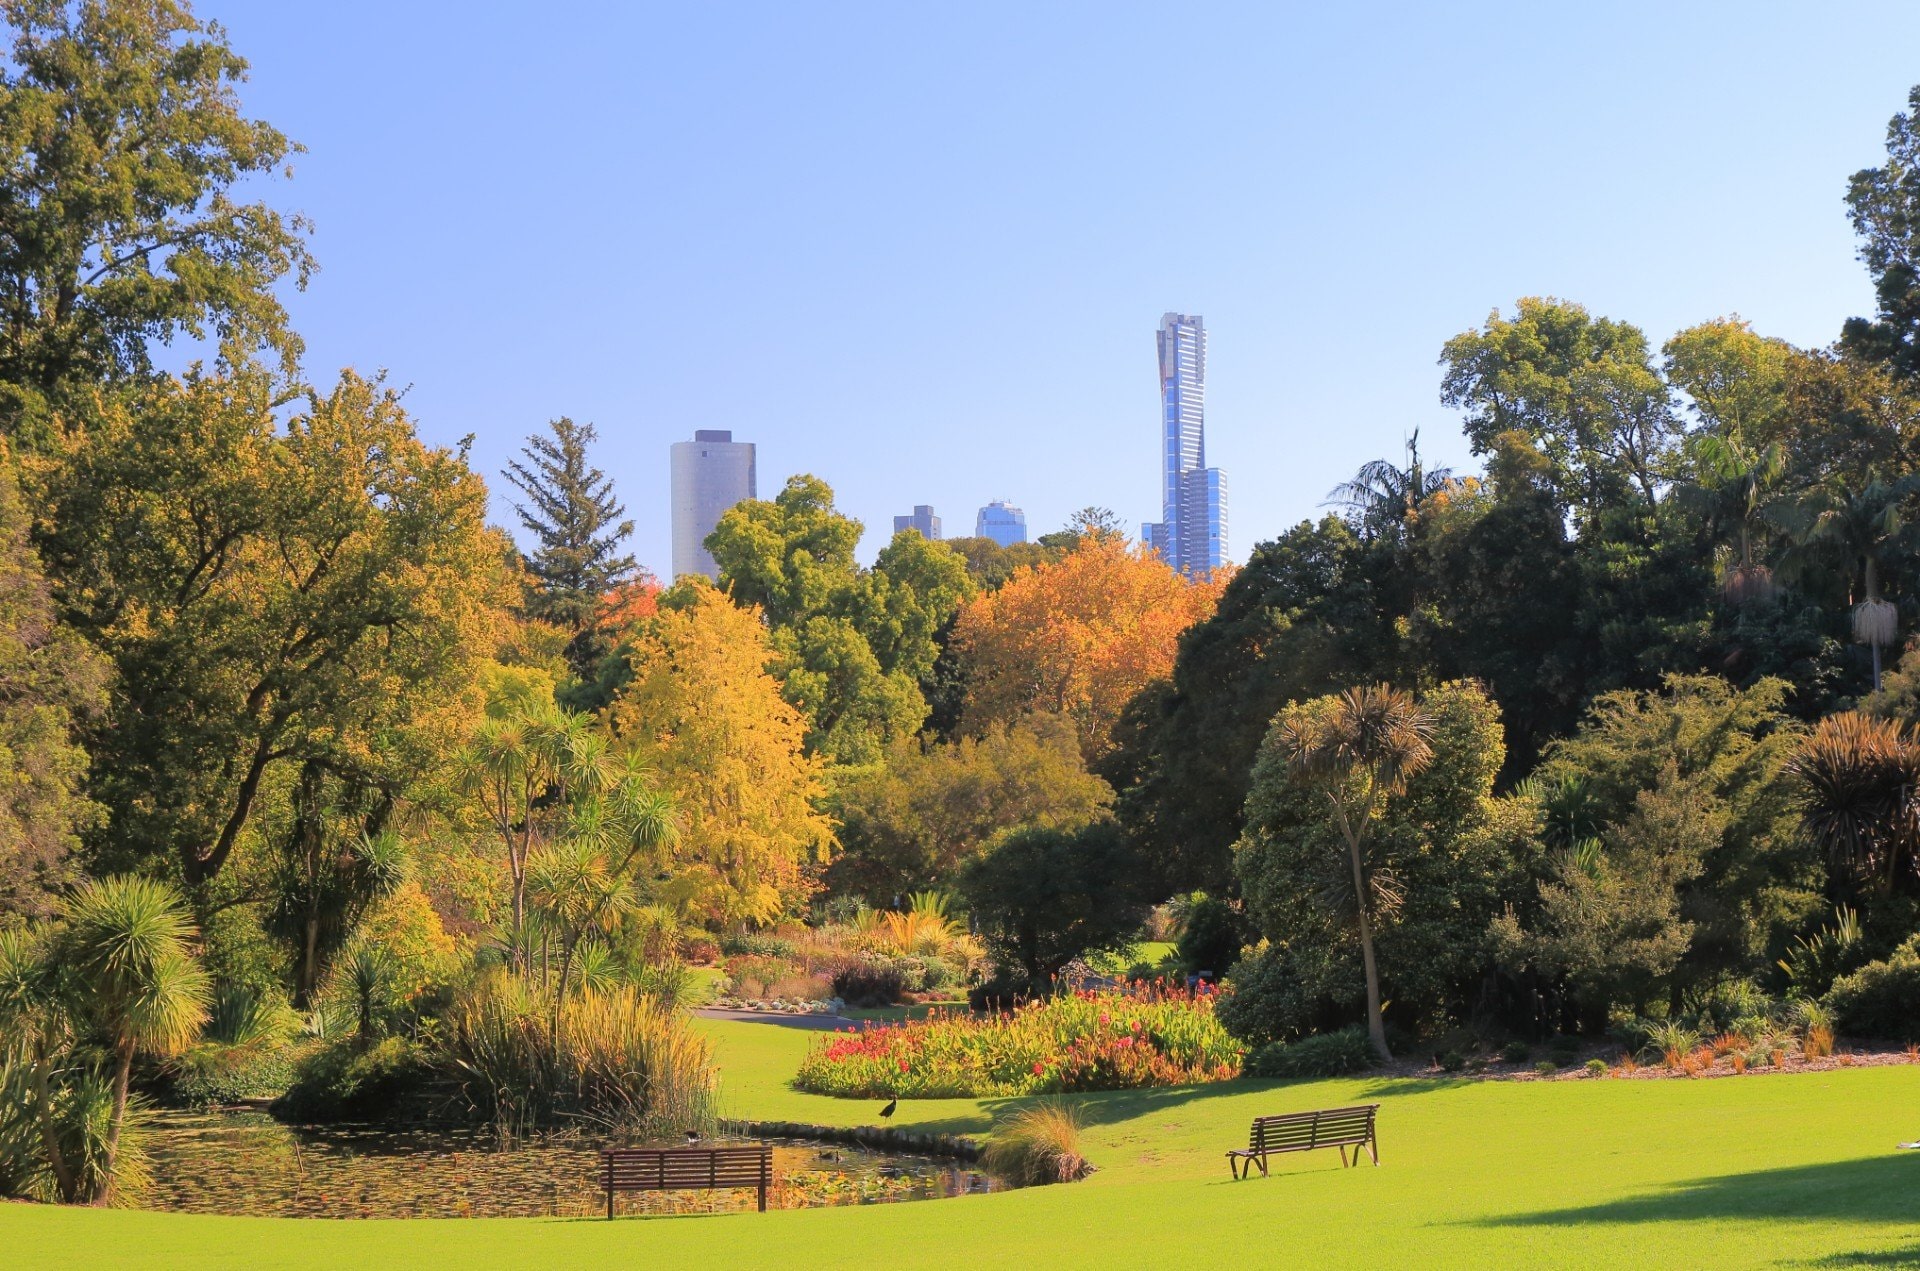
top-left (794, 980), bottom-right (1245, 1098)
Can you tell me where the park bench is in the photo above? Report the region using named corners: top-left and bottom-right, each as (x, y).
top-left (600, 1144), bottom-right (774, 1217)
top-left (1226, 1104), bottom-right (1380, 1178)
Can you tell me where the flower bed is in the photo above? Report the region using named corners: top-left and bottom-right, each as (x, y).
top-left (795, 982), bottom-right (1245, 1097)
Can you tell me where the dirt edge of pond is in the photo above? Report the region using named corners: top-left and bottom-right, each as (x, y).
top-left (722, 1119), bottom-right (983, 1161)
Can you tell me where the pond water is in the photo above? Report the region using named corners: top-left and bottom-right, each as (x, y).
top-left (141, 1111), bottom-right (1005, 1219)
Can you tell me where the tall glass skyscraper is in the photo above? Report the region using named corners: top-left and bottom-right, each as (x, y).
top-left (1141, 313), bottom-right (1227, 577)
top-left (670, 429), bottom-right (757, 580)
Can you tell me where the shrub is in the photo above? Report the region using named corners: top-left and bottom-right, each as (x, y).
top-left (798, 982), bottom-right (1241, 1097)
top-left (1584, 1058), bottom-right (1607, 1077)
top-left (983, 1100), bottom-right (1090, 1185)
top-left (1244, 1027), bottom-right (1374, 1080)
top-left (166, 1039), bottom-right (304, 1106)
top-left (273, 1035), bottom-right (433, 1123)
top-left (721, 933), bottom-right (799, 960)
top-left (726, 955), bottom-right (802, 998)
top-left (1823, 937), bottom-right (1920, 1042)
top-left (443, 974), bottom-right (716, 1137)
top-left (1175, 893), bottom-right (1248, 978)
top-left (1500, 1041), bottom-right (1530, 1064)
top-left (832, 962), bottom-right (908, 1008)
top-left (1546, 1036), bottom-right (1581, 1063)
top-left (1215, 943), bottom-right (1317, 1049)
top-left (682, 936), bottom-right (720, 964)
top-left (1439, 1050), bottom-right (1466, 1073)
top-left (630, 959), bottom-right (694, 1010)
top-left (1640, 1021), bottom-right (1700, 1068)
top-left (1532, 1061), bottom-right (1558, 1077)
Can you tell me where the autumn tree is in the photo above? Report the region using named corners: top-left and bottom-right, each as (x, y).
top-left (607, 579), bottom-right (833, 924)
top-left (0, 0), bottom-right (313, 438)
top-left (826, 714), bottom-right (1113, 902)
top-left (504, 417), bottom-right (638, 685)
top-left (34, 369), bottom-right (515, 891)
top-left (951, 534), bottom-right (1225, 761)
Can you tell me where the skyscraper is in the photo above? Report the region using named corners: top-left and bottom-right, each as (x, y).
top-left (892, 505), bottom-right (942, 539)
top-left (1141, 312), bottom-right (1228, 577)
top-left (975, 500), bottom-right (1027, 547)
top-left (670, 429), bottom-right (756, 580)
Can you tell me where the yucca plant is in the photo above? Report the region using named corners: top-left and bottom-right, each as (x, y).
top-left (55, 877), bottom-right (211, 1204)
top-left (1777, 905), bottom-right (1865, 997)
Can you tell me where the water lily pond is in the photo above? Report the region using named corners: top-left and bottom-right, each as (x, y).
top-left (142, 1111), bottom-right (1005, 1219)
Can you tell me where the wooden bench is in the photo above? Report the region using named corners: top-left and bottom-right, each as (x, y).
top-left (1227, 1104), bottom-right (1380, 1178)
top-left (600, 1145), bottom-right (774, 1217)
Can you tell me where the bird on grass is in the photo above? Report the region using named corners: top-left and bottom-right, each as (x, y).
top-left (684, 1130), bottom-right (701, 1145)
top-left (879, 1098), bottom-right (898, 1120)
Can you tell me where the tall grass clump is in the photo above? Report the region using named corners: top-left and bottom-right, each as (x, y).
top-left (446, 972), bottom-right (716, 1137)
top-left (983, 1100), bottom-right (1091, 1185)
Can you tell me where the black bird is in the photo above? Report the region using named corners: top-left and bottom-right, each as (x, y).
top-left (684, 1130), bottom-right (701, 1145)
top-left (879, 1098), bottom-right (898, 1120)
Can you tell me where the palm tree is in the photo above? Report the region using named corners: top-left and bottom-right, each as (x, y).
top-left (1326, 430), bottom-right (1455, 541)
top-left (1688, 432), bottom-right (1785, 604)
top-left (1277, 685), bottom-right (1434, 1061)
top-left (0, 929), bottom-right (77, 1202)
top-left (1776, 474), bottom-right (1920, 691)
top-left (55, 876), bottom-right (211, 1203)
top-left (1788, 711), bottom-right (1920, 896)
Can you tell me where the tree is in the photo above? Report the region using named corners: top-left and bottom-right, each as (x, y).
top-left (1440, 297), bottom-right (1678, 520)
top-left (1777, 474), bottom-right (1920, 691)
top-left (1265, 684), bottom-right (1433, 1060)
top-left (504, 418), bottom-right (638, 684)
top-left (606, 579), bottom-right (833, 924)
top-left (1326, 430), bottom-right (1455, 542)
top-left (1842, 84), bottom-right (1920, 380)
top-left (826, 714), bottom-right (1113, 901)
top-left (942, 536), bottom-right (1062, 590)
top-left (54, 875), bottom-right (211, 1202)
top-left (706, 475), bottom-right (933, 764)
top-left (0, 453), bottom-right (104, 919)
top-left (952, 534), bottom-right (1225, 762)
top-left (34, 370), bottom-right (514, 890)
top-left (958, 822), bottom-right (1142, 989)
top-left (0, 0), bottom-right (313, 436)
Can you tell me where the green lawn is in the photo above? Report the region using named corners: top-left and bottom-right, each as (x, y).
top-left (6, 1019), bottom-right (1920, 1269)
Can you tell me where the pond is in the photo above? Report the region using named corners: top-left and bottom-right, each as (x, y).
top-left (141, 1111), bottom-right (1005, 1219)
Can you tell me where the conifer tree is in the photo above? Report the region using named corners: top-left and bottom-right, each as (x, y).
top-left (505, 418), bottom-right (639, 681)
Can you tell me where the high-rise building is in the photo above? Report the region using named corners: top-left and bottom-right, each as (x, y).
top-left (670, 429), bottom-right (756, 580)
top-left (892, 505), bottom-right (942, 540)
top-left (975, 500), bottom-right (1027, 547)
top-left (1140, 313), bottom-right (1228, 577)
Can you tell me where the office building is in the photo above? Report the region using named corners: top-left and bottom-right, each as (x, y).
top-left (1140, 312), bottom-right (1228, 577)
top-left (670, 429), bottom-right (756, 580)
top-left (975, 500), bottom-right (1027, 547)
top-left (893, 505), bottom-right (942, 540)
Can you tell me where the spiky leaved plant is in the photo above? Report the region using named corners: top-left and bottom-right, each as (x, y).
top-left (55, 877), bottom-right (211, 1204)
top-left (1276, 685), bottom-right (1434, 1062)
top-left (1788, 712), bottom-right (1920, 895)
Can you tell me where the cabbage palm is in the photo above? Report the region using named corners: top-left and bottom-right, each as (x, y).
top-left (55, 876), bottom-right (211, 1203)
top-left (1689, 432), bottom-right (1785, 604)
top-left (1775, 474), bottom-right (1920, 691)
top-left (0, 929), bottom-right (76, 1201)
top-left (1276, 685), bottom-right (1434, 1062)
top-left (1788, 711), bottom-right (1920, 895)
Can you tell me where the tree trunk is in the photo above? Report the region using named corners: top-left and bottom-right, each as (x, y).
top-left (29, 1051), bottom-right (76, 1203)
top-left (97, 1035), bottom-right (135, 1205)
top-left (1347, 833), bottom-right (1392, 1063)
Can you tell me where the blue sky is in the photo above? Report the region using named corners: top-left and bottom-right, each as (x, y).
top-left (207, 1), bottom-right (1920, 574)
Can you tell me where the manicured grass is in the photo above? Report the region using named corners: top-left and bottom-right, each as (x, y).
top-left (6, 1017), bottom-right (1920, 1269)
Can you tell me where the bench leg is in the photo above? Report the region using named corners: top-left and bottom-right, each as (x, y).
top-left (1368, 1134), bottom-right (1379, 1166)
top-left (606, 1183), bottom-right (613, 1220)
top-left (1339, 1145), bottom-right (1349, 1168)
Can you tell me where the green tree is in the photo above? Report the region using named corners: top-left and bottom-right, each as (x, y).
top-left (959, 821), bottom-right (1142, 989)
top-left (1263, 684), bottom-right (1434, 1060)
top-left (36, 370), bottom-right (515, 889)
top-left (0, 0), bottom-right (313, 436)
top-left (0, 453), bottom-right (104, 920)
top-left (504, 417), bottom-right (638, 686)
top-left (1777, 474), bottom-right (1920, 691)
top-left (54, 875), bottom-right (211, 1202)
top-left (1842, 84), bottom-right (1920, 381)
top-left (826, 714), bottom-right (1113, 902)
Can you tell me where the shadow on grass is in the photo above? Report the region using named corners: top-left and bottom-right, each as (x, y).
top-left (1474, 1156), bottom-right (1920, 1229)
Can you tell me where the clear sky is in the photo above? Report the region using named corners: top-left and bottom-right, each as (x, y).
top-left (203, 1), bottom-right (1920, 575)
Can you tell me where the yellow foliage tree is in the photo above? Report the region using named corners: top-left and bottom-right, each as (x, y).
top-left (951, 535), bottom-right (1227, 760)
top-left (606, 580), bottom-right (833, 924)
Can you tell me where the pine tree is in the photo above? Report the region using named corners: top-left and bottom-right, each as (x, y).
top-left (505, 418), bottom-right (639, 680)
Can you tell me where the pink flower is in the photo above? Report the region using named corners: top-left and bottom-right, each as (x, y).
top-left (1099, 1013), bottom-right (1110, 1025)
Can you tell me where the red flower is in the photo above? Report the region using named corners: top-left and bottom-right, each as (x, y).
top-left (898, 1058), bottom-right (910, 1072)
top-left (1033, 1062), bottom-right (1045, 1075)
top-left (1131, 1019), bottom-right (1142, 1033)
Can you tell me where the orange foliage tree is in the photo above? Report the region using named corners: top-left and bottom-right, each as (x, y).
top-left (950, 535), bottom-right (1227, 760)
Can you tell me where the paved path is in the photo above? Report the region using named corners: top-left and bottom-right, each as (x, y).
top-left (694, 1008), bottom-right (852, 1031)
